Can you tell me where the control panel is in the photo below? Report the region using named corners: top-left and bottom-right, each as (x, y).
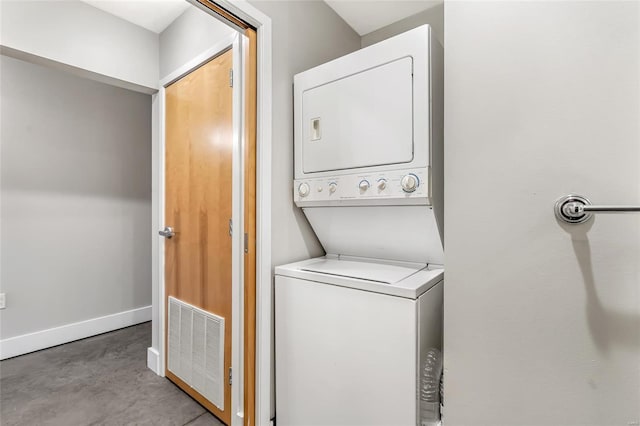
top-left (294, 168), bottom-right (430, 206)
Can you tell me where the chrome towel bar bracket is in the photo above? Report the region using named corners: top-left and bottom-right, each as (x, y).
top-left (554, 194), bottom-right (640, 224)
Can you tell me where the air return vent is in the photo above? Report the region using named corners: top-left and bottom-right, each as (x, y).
top-left (168, 296), bottom-right (225, 410)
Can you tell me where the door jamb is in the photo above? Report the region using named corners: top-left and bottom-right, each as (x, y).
top-left (231, 33), bottom-right (247, 424)
top-left (203, 5), bottom-right (273, 425)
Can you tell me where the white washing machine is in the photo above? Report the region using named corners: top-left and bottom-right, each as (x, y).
top-left (276, 25), bottom-right (444, 425)
top-left (275, 257), bottom-right (443, 425)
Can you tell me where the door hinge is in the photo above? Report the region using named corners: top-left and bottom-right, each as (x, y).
top-left (229, 367), bottom-right (232, 385)
top-left (229, 69), bottom-right (233, 87)
top-left (244, 233), bottom-right (249, 254)
top-left (229, 219), bottom-right (233, 237)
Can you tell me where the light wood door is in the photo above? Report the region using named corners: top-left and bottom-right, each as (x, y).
top-left (164, 49), bottom-right (234, 425)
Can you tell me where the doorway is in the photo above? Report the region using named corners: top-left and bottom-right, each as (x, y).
top-left (155, 4), bottom-right (260, 424)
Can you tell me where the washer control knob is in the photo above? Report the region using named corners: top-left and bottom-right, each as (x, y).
top-left (329, 182), bottom-right (337, 194)
top-left (359, 180), bottom-right (370, 192)
top-left (377, 179), bottom-right (387, 190)
top-left (298, 183), bottom-right (310, 197)
top-left (401, 174), bottom-right (419, 193)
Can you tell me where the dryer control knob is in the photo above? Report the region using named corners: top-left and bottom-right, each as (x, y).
top-left (401, 174), bottom-right (419, 193)
top-left (329, 182), bottom-right (337, 194)
top-left (377, 179), bottom-right (387, 190)
top-left (359, 180), bottom-right (370, 192)
top-left (298, 183), bottom-right (310, 197)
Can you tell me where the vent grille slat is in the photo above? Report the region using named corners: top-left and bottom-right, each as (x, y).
top-left (179, 306), bottom-right (193, 384)
top-left (191, 312), bottom-right (206, 393)
top-left (167, 296), bottom-right (225, 410)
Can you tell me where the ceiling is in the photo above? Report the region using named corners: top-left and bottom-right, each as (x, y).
top-left (79, 0), bottom-right (442, 37)
top-left (324, 0), bottom-right (443, 36)
top-left (80, 0), bottom-right (190, 33)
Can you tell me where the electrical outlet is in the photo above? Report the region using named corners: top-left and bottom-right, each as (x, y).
top-left (0, 293), bottom-right (5, 309)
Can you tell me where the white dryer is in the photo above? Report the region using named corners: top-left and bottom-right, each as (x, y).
top-left (276, 25), bottom-right (444, 425)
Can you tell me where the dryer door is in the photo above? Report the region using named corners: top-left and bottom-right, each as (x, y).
top-left (301, 57), bottom-right (414, 173)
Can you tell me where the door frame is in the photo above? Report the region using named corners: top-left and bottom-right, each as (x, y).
top-left (150, 2), bottom-right (272, 426)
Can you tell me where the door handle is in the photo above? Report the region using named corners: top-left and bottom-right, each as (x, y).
top-left (159, 226), bottom-right (176, 239)
top-left (555, 194), bottom-right (640, 224)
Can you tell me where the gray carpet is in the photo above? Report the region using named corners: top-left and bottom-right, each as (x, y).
top-left (0, 322), bottom-right (224, 426)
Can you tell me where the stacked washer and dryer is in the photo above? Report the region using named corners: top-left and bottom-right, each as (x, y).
top-left (275, 26), bottom-right (444, 425)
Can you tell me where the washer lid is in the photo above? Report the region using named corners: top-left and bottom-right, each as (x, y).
top-left (300, 258), bottom-right (421, 284)
top-left (275, 256), bottom-right (443, 299)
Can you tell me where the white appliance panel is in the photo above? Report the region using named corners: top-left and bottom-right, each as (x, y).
top-left (302, 57), bottom-right (414, 173)
top-left (294, 167), bottom-right (430, 207)
top-left (275, 275), bottom-right (419, 425)
top-left (303, 206), bottom-right (444, 265)
top-left (294, 25), bottom-right (433, 180)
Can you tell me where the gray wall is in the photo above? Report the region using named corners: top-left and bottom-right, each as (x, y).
top-left (443, 2), bottom-right (640, 424)
top-left (159, 7), bottom-right (235, 80)
top-left (247, 0), bottom-right (361, 269)
top-left (0, 55), bottom-right (152, 339)
top-left (361, 2), bottom-right (443, 48)
top-left (246, 0), bottom-right (361, 418)
top-left (0, 1), bottom-right (159, 92)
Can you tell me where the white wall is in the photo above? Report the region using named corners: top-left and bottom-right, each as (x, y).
top-left (0, 0), bottom-right (158, 92)
top-left (443, 2), bottom-right (640, 425)
top-left (0, 55), bottom-right (152, 354)
top-left (159, 6), bottom-right (235, 81)
top-left (361, 2), bottom-right (443, 48)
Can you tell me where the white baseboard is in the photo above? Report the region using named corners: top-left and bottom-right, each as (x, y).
top-left (0, 305), bottom-right (152, 360)
top-left (147, 346), bottom-right (162, 376)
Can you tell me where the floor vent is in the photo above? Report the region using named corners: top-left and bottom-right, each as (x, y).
top-left (168, 296), bottom-right (225, 410)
